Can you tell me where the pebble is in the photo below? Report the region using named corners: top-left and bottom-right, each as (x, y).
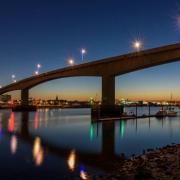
top-left (94, 144), bottom-right (180, 180)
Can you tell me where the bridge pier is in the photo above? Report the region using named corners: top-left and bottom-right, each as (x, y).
top-left (102, 75), bottom-right (115, 106)
top-left (12, 89), bottom-right (36, 111)
top-left (21, 89), bottom-right (29, 106)
top-left (92, 75), bottom-right (123, 118)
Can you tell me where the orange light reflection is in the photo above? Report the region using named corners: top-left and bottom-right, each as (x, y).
top-left (8, 112), bottom-right (15, 133)
top-left (34, 112), bottom-right (39, 129)
top-left (67, 150), bottom-right (76, 171)
top-left (10, 135), bottom-right (18, 154)
top-left (33, 137), bottom-right (44, 166)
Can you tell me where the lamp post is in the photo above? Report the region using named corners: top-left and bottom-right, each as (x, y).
top-left (11, 74), bottom-right (16, 83)
top-left (81, 48), bottom-right (86, 61)
top-left (34, 64), bottom-right (41, 75)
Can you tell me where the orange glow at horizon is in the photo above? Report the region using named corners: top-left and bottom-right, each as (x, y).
top-left (5, 76), bottom-right (180, 102)
top-left (7, 90), bottom-right (180, 102)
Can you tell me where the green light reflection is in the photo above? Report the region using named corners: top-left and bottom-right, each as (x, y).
top-left (120, 120), bottom-right (126, 138)
top-left (89, 123), bottom-right (94, 141)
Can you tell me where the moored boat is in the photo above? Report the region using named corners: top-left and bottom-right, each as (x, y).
top-left (166, 107), bottom-right (177, 117)
top-left (155, 109), bottom-right (167, 117)
top-left (155, 108), bottom-right (177, 117)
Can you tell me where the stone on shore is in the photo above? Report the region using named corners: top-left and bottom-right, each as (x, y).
top-left (95, 144), bottom-right (180, 180)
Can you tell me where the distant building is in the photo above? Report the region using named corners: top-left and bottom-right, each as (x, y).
top-left (0, 94), bottom-right (11, 102)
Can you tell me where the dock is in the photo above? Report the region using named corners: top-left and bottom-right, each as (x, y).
top-left (92, 114), bottom-right (179, 122)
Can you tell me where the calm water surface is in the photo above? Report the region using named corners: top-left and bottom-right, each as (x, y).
top-left (0, 107), bottom-right (180, 179)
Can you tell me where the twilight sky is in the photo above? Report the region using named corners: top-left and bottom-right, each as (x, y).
top-left (0, 0), bottom-right (180, 101)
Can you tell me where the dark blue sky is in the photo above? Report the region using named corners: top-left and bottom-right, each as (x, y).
top-left (0, 0), bottom-right (179, 100)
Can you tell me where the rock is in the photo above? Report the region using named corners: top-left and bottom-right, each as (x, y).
top-left (94, 145), bottom-right (180, 180)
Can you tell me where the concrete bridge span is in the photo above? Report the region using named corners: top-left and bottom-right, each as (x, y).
top-left (0, 43), bottom-right (180, 106)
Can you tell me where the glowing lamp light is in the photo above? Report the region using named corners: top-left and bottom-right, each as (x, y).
top-left (37, 64), bottom-right (41, 69)
top-left (81, 48), bottom-right (86, 55)
top-left (68, 59), bottom-right (75, 66)
top-left (35, 71), bottom-right (39, 75)
top-left (133, 40), bottom-right (142, 51)
top-left (81, 48), bottom-right (87, 61)
top-left (13, 79), bottom-right (17, 83)
top-left (0, 85), bottom-right (2, 88)
top-left (11, 74), bottom-right (15, 79)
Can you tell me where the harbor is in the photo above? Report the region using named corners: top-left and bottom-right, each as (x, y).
top-left (92, 104), bottom-right (179, 121)
top-left (0, 107), bottom-right (180, 179)
top-left (0, 0), bottom-right (180, 179)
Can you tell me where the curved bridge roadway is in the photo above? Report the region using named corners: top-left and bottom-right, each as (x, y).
top-left (0, 43), bottom-right (180, 106)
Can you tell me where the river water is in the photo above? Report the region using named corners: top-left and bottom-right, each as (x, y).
top-left (0, 107), bottom-right (180, 179)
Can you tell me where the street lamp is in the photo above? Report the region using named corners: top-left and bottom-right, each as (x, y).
top-left (11, 74), bottom-right (16, 83)
top-left (34, 63), bottom-right (41, 75)
top-left (132, 40), bottom-right (142, 51)
top-left (35, 71), bottom-right (39, 75)
top-left (37, 64), bottom-right (41, 69)
top-left (12, 74), bottom-right (15, 79)
top-left (81, 48), bottom-right (86, 61)
top-left (68, 59), bottom-right (75, 66)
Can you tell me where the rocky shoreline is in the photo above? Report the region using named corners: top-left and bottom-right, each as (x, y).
top-left (95, 144), bottom-right (180, 180)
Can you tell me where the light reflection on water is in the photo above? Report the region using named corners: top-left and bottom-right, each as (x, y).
top-left (33, 137), bottom-right (44, 166)
top-left (10, 135), bottom-right (18, 155)
top-left (67, 149), bottom-right (76, 171)
top-left (0, 107), bottom-right (180, 179)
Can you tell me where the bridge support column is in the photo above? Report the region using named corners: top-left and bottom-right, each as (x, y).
top-left (91, 76), bottom-right (123, 118)
top-left (12, 89), bottom-right (36, 111)
top-left (21, 89), bottom-right (29, 106)
top-left (102, 75), bottom-right (115, 106)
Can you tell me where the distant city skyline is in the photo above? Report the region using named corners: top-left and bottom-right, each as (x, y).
top-left (0, 0), bottom-right (180, 100)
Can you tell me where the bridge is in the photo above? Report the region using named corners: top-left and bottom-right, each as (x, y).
top-left (0, 43), bottom-right (180, 107)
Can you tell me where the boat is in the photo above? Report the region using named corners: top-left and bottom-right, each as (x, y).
top-left (156, 93), bottom-right (177, 117)
top-left (166, 93), bottom-right (177, 117)
top-left (155, 109), bottom-right (167, 117)
top-left (166, 107), bottom-right (177, 117)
